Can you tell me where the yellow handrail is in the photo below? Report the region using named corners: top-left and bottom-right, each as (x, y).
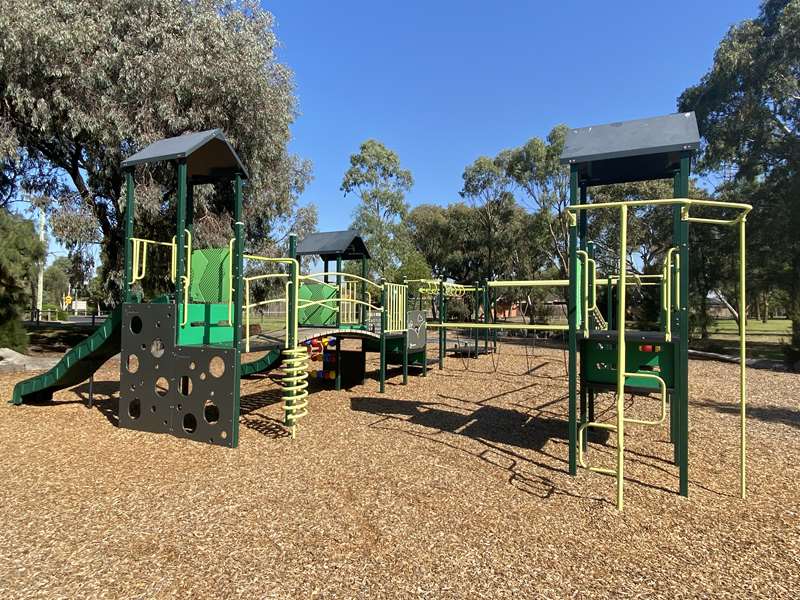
top-left (567, 197), bottom-right (752, 215)
top-left (302, 271), bottom-right (382, 289)
top-left (128, 237), bottom-right (177, 285)
top-left (487, 279), bottom-right (570, 288)
top-left (578, 421), bottom-right (618, 475)
top-left (179, 229), bottom-right (192, 327)
top-left (623, 371), bottom-right (667, 426)
top-left (428, 322), bottom-right (568, 331)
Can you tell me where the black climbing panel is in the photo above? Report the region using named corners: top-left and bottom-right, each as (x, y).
top-left (119, 303), bottom-right (237, 447)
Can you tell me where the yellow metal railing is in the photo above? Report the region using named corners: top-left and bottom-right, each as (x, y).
top-left (340, 280), bottom-right (359, 324)
top-left (384, 282), bottom-right (407, 333)
top-left (128, 235), bottom-right (189, 285)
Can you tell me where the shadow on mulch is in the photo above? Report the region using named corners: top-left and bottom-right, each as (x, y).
top-left (351, 395), bottom-right (610, 453)
top-left (351, 395), bottom-right (614, 504)
top-left (703, 398), bottom-right (800, 430)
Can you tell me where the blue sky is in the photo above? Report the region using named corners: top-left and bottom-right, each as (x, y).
top-left (264, 0), bottom-right (758, 232)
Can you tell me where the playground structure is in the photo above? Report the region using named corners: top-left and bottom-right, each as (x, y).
top-left (10, 112), bottom-right (751, 511)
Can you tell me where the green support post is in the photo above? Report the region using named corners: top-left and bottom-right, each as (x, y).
top-left (285, 233), bottom-right (298, 428)
top-left (567, 165), bottom-right (579, 476)
top-left (123, 170), bottom-right (135, 302)
top-left (402, 330), bottom-right (408, 385)
top-left (579, 185), bottom-right (588, 451)
top-left (379, 282), bottom-right (387, 392)
top-left (288, 233), bottom-right (297, 345)
top-left (482, 282), bottom-right (489, 354)
top-left (175, 161), bottom-right (187, 345)
top-left (230, 173), bottom-right (245, 447)
top-left (586, 240), bottom-right (596, 432)
top-left (474, 281), bottom-right (479, 358)
top-left (670, 179), bottom-right (679, 450)
top-left (336, 255), bottom-right (342, 391)
top-left (677, 155), bottom-right (690, 497)
top-left (361, 256), bottom-right (368, 328)
top-left (438, 281), bottom-right (444, 369)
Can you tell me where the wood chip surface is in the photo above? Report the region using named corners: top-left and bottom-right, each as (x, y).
top-left (0, 343), bottom-right (798, 599)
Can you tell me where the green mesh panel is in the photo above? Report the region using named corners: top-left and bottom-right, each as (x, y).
top-left (299, 282), bottom-right (337, 326)
top-left (190, 248), bottom-right (231, 303)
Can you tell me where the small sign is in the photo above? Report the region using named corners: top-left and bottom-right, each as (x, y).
top-left (72, 300), bottom-right (87, 311)
top-left (64, 295), bottom-right (73, 306)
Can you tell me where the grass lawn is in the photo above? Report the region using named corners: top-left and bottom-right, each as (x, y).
top-left (708, 318), bottom-right (791, 336)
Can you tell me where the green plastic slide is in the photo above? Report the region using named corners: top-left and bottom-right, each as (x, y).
top-left (11, 306), bottom-right (123, 405)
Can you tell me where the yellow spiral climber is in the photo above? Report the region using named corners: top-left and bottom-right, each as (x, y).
top-left (281, 346), bottom-right (309, 438)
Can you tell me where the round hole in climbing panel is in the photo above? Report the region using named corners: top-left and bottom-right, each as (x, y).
top-left (150, 338), bottom-right (166, 358)
top-left (209, 356), bottom-right (225, 378)
top-left (204, 401), bottom-right (220, 424)
top-left (126, 354), bottom-right (139, 374)
top-left (130, 316), bottom-right (143, 334)
top-left (189, 361), bottom-right (196, 370)
top-left (155, 377), bottom-right (169, 397)
top-left (182, 413), bottom-right (197, 434)
top-left (128, 398), bottom-right (141, 419)
top-left (220, 430), bottom-right (227, 440)
top-left (179, 375), bottom-right (193, 396)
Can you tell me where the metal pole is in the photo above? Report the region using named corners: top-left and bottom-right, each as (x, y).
top-left (175, 161), bottom-right (187, 343)
top-left (616, 204), bottom-right (628, 511)
top-left (739, 216), bottom-right (747, 499)
top-left (123, 170), bottom-right (135, 302)
top-left (336, 255), bottom-right (342, 391)
top-left (380, 281), bottom-right (386, 392)
top-left (678, 156), bottom-right (690, 497)
top-left (567, 165), bottom-right (578, 476)
top-left (231, 173), bottom-right (245, 446)
top-left (438, 281), bottom-right (444, 369)
top-left (402, 330), bottom-right (408, 385)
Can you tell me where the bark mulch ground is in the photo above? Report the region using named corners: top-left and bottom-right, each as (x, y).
top-left (0, 344), bottom-right (798, 599)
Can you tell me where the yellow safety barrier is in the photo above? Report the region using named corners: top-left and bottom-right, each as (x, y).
top-left (281, 346), bottom-right (309, 439)
top-left (340, 280), bottom-right (359, 324)
top-left (128, 237), bottom-right (181, 285)
top-left (384, 282), bottom-right (407, 332)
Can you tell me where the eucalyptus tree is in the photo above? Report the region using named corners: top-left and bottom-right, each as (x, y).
top-left (341, 139), bottom-right (414, 280)
top-left (678, 0), bottom-right (800, 358)
top-left (0, 0), bottom-right (314, 302)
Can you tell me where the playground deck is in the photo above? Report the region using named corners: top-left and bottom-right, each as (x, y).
top-left (0, 344), bottom-right (797, 598)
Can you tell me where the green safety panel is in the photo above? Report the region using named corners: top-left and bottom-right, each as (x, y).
top-left (299, 282), bottom-right (337, 327)
top-left (190, 248), bottom-right (230, 303)
top-left (583, 339), bottom-right (674, 391)
top-left (178, 302), bottom-right (234, 346)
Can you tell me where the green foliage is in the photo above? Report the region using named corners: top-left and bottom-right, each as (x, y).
top-left (0, 209), bottom-right (44, 350)
top-left (505, 125), bottom-right (571, 275)
top-left (341, 140), bottom-right (413, 280)
top-left (1, 0), bottom-right (313, 303)
top-left (459, 154), bottom-right (516, 281)
top-left (408, 199), bottom-right (550, 288)
top-left (678, 0), bottom-right (800, 361)
top-left (43, 257), bottom-right (70, 307)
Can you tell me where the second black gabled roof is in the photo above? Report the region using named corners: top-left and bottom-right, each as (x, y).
top-left (121, 129), bottom-right (248, 182)
top-left (560, 112), bottom-right (700, 186)
top-left (296, 230), bottom-right (371, 261)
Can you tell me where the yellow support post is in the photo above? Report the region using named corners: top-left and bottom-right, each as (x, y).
top-left (616, 204), bottom-right (628, 511)
top-left (739, 216), bottom-right (747, 499)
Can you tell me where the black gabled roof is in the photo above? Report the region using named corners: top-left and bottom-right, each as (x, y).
top-left (560, 112), bottom-right (700, 186)
top-left (296, 230), bottom-right (370, 261)
top-left (121, 129), bottom-right (248, 181)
